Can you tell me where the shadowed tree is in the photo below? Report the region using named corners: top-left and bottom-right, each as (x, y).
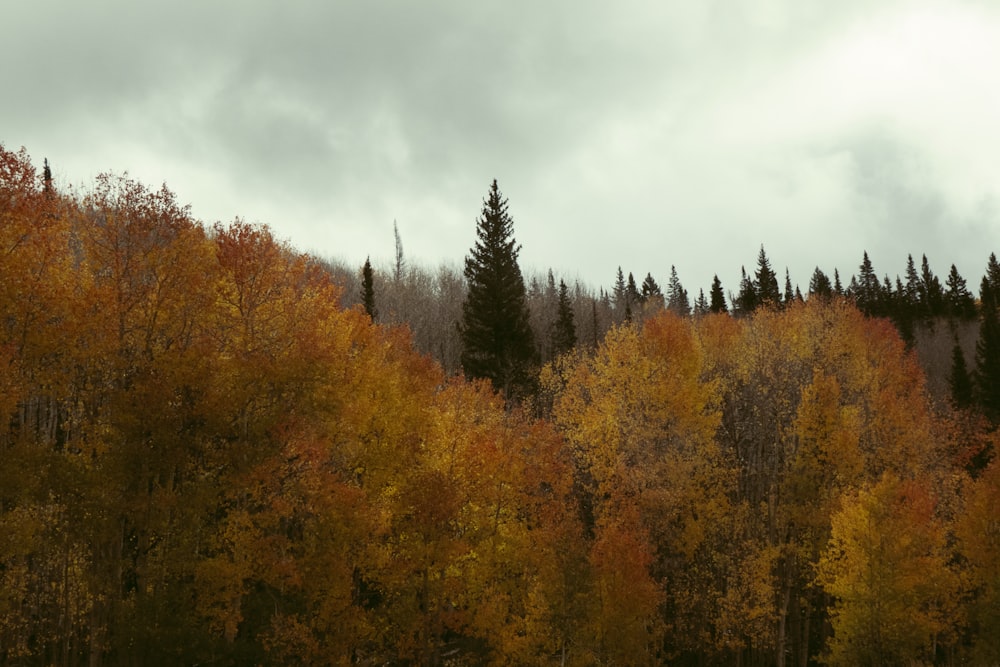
top-left (808, 267), bottom-right (832, 299)
top-left (945, 264), bottom-right (976, 319)
top-left (666, 265), bottom-right (690, 316)
top-left (360, 256), bottom-right (376, 320)
top-left (951, 341), bottom-right (974, 409)
top-left (551, 279), bottom-right (577, 357)
top-left (754, 246), bottom-right (781, 308)
top-left (709, 275), bottom-right (728, 314)
top-left (460, 179), bottom-right (537, 401)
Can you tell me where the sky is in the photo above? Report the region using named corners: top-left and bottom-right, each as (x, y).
top-left (4, 0), bottom-right (1000, 299)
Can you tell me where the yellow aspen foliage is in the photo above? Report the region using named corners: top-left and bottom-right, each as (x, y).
top-left (817, 473), bottom-right (961, 666)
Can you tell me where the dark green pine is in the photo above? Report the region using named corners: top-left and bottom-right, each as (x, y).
top-left (460, 179), bottom-right (537, 401)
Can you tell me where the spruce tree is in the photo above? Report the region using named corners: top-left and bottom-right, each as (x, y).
top-left (551, 279), bottom-right (577, 357)
top-left (360, 256), bottom-right (376, 320)
top-left (641, 273), bottom-right (662, 302)
top-left (735, 266), bottom-right (758, 316)
top-left (783, 268), bottom-right (794, 305)
top-left (834, 268), bottom-right (844, 296)
top-left (854, 251), bottom-right (881, 316)
top-left (694, 288), bottom-right (709, 316)
top-left (754, 246), bottom-right (781, 307)
top-left (950, 341), bottom-right (974, 409)
top-left (460, 179), bottom-right (537, 400)
top-left (709, 275), bottom-right (728, 314)
top-left (920, 255), bottom-right (945, 317)
top-left (808, 267), bottom-right (832, 299)
top-left (944, 264), bottom-right (976, 319)
top-left (975, 271), bottom-right (1000, 421)
top-left (666, 266), bottom-right (690, 316)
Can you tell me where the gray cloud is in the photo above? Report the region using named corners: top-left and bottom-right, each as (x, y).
top-left (4, 0), bottom-right (1000, 298)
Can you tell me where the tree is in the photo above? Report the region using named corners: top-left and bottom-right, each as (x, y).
top-left (944, 264), bottom-right (976, 319)
top-left (735, 267), bottom-right (757, 316)
top-left (853, 251), bottom-right (883, 316)
top-left (666, 266), bottom-right (690, 316)
top-left (709, 275), bottom-right (728, 314)
top-left (754, 246), bottom-right (781, 308)
top-left (920, 254), bottom-right (945, 317)
top-left (551, 279), bottom-right (577, 357)
top-left (360, 256), bottom-right (376, 320)
top-left (460, 179), bottom-right (537, 400)
top-left (694, 289), bottom-right (709, 316)
top-left (950, 341), bottom-right (974, 409)
top-left (975, 274), bottom-right (1000, 421)
top-left (782, 268), bottom-right (795, 305)
top-left (640, 272), bottom-right (662, 302)
top-left (808, 267), bottom-right (832, 299)
top-left (817, 474), bottom-right (959, 666)
top-left (393, 219), bottom-right (405, 283)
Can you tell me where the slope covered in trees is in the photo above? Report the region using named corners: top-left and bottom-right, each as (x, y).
top-left (2, 145), bottom-right (999, 665)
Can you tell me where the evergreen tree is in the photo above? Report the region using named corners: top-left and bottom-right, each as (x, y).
top-left (754, 245), bottom-right (781, 307)
top-left (735, 266), bottom-right (758, 316)
top-left (666, 265), bottom-right (690, 316)
top-left (43, 157), bottom-right (52, 195)
top-left (641, 272), bottom-right (662, 302)
top-left (709, 275), bottom-right (728, 314)
top-left (944, 264), bottom-right (976, 319)
top-left (783, 268), bottom-right (794, 305)
top-left (983, 253), bottom-right (1000, 311)
top-left (694, 288), bottom-right (709, 316)
top-left (854, 251), bottom-right (881, 316)
top-left (975, 266), bottom-right (1000, 421)
top-left (460, 179), bottom-right (537, 400)
top-left (920, 255), bottom-right (945, 317)
top-left (951, 341), bottom-right (974, 409)
top-left (360, 256), bottom-right (377, 320)
top-left (833, 268), bottom-right (844, 296)
top-left (551, 279), bottom-right (577, 357)
top-left (612, 267), bottom-right (628, 323)
top-left (808, 267), bottom-right (832, 299)
top-left (904, 254), bottom-right (922, 319)
top-left (627, 272), bottom-right (641, 306)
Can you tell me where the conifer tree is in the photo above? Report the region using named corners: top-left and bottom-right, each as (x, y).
top-left (920, 255), bottom-right (945, 317)
top-left (754, 245), bottom-right (781, 307)
top-left (854, 251), bottom-right (881, 316)
top-left (975, 273), bottom-right (1000, 421)
top-left (735, 266), bottom-right (758, 316)
top-left (783, 268), bottom-right (794, 305)
top-left (694, 288), bottom-right (709, 316)
top-left (709, 275), bottom-right (728, 314)
top-left (640, 272), bottom-right (662, 302)
top-left (951, 341), bottom-right (974, 409)
top-left (945, 264), bottom-right (976, 319)
top-left (460, 179), bottom-right (537, 400)
top-left (809, 267), bottom-right (833, 299)
top-left (834, 268), bottom-right (844, 296)
top-left (360, 256), bottom-right (376, 320)
top-left (551, 279), bottom-right (577, 357)
top-left (666, 265), bottom-right (690, 316)
top-left (904, 254), bottom-right (922, 319)
top-left (613, 266), bottom-right (627, 319)
top-left (627, 272), bottom-right (641, 306)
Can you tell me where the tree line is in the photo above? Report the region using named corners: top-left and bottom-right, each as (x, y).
top-left (1, 145), bottom-right (999, 665)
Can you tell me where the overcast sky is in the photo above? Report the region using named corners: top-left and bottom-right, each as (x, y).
top-left (4, 1), bottom-right (1000, 298)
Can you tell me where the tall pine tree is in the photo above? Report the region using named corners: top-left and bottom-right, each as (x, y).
top-left (754, 245), bottom-right (781, 308)
top-left (460, 179), bottom-right (537, 400)
top-left (709, 275), bottom-right (728, 314)
top-left (360, 256), bottom-right (376, 320)
top-left (551, 279), bottom-right (577, 357)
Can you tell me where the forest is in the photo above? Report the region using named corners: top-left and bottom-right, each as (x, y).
top-left (1, 143), bottom-right (999, 666)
